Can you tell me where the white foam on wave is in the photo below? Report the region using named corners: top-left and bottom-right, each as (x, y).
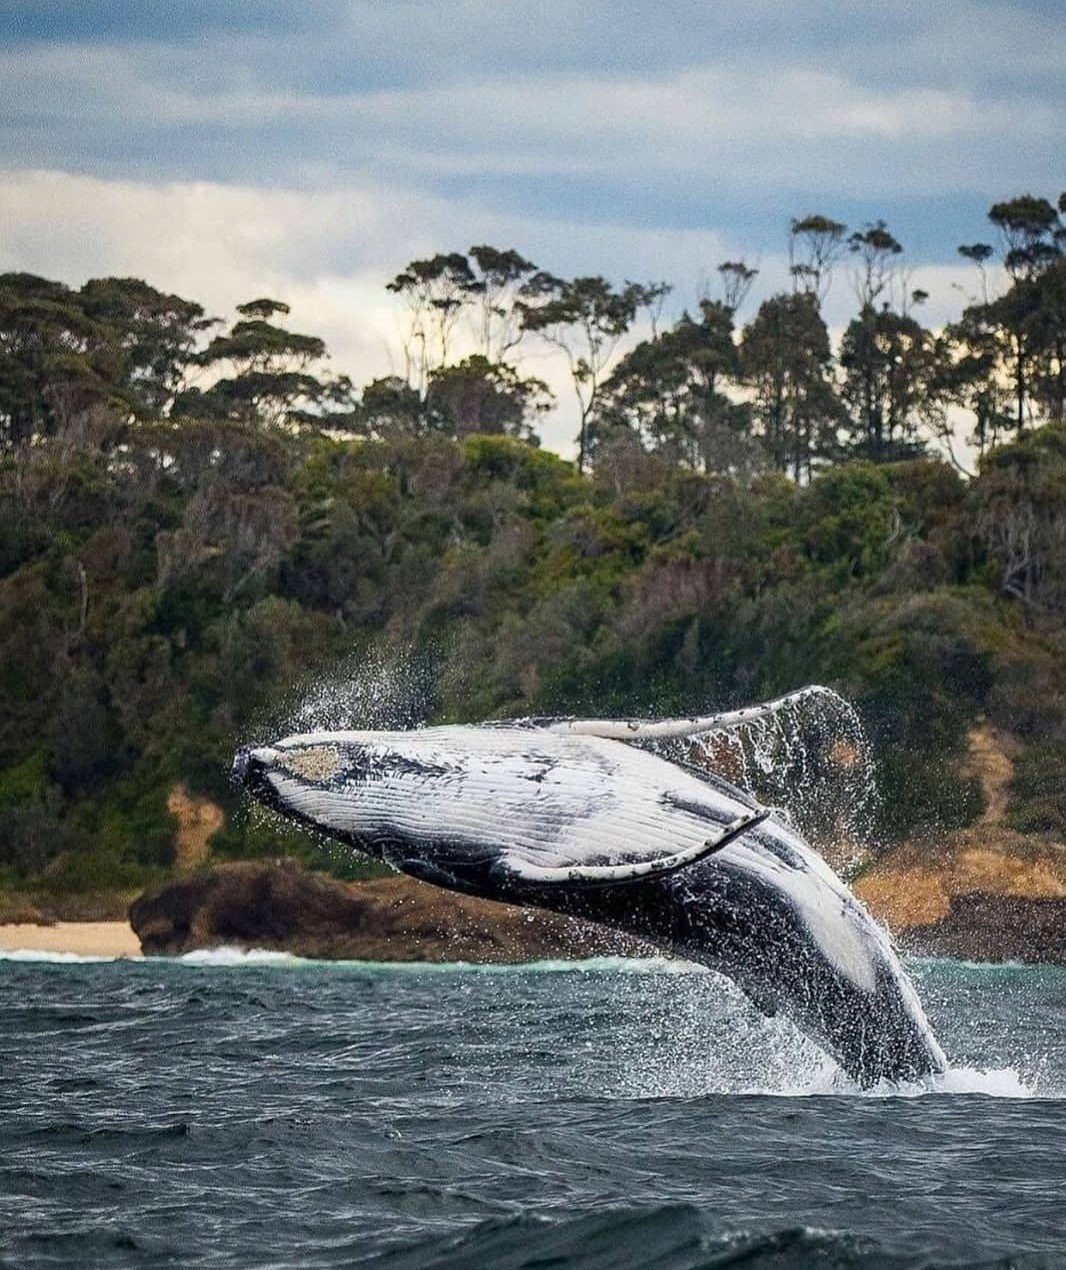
top-left (176, 947), bottom-right (310, 967)
top-left (878, 1065), bottom-right (1034, 1099)
top-left (175, 952), bottom-right (702, 974)
top-left (0, 949), bottom-right (133, 964)
top-left (758, 1063), bottom-right (1036, 1100)
top-left (439, 955), bottom-right (704, 976)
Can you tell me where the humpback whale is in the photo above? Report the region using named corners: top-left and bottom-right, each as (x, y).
top-left (234, 689), bottom-right (947, 1087)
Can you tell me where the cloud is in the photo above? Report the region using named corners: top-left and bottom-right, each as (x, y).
top-left (0, 168), bottom-right (738, 453)
top-left (0, 2), bottom-right (1060, 455)
top-left (0, 1), bottom-right (1060, 254)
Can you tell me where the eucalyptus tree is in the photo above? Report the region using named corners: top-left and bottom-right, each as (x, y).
top-left (716, 260), bottom-right (759, 314)
top-left (835, 222), bottom-right (940, 459)
top-left (848, 220), bottom-right (904, 309)
top-left (989, 195), bottom-right (1062, 281)
top-left (425, 355), bottom-right (552, 443)
top-left (1030, 257), bottom-right (1066, 426)
top-left (948, 195), bottom-right (1064, 437)
top-left (172, 298), bottom-right (351, 430)
top-left (518, 273), bottom-right (658, 472)
top-left (355, 376), bottom-right (428, 439)
top-left (386, 246), bottom-right (540, 391)
top-left (78, 276), bottom-right (214, 418)
top-left (789, 214), bottom-right (848, 304)
top-left (741, 291), bottom-right (843, 481)
top-left (0, 273), bottom-right (128, 448)
top-left (594, 300), bottom-right (754, 473)
top-left (839, 302), bottom-right (937, 462)
top-left (466, 246), bottom-right (538, 361)
top-left (386, 253), bottom-right (478, 392)
top-left (0, 274), bottom-right (96, 446)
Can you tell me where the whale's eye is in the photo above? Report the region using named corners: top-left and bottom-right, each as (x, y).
top-left (278, 745), bottom-right (342, 783)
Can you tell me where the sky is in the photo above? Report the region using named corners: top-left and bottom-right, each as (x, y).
top-left (0, 0), bottom-right (1063, 452)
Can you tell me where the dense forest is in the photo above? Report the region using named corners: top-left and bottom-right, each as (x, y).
top-left (1, 192), bottom-right (1065, 902)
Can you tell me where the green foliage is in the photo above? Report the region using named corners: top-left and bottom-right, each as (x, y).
top-left (1007, 743), bottom-right (1066, 835)
top-left (0, 224), bottom-right (1065, 898)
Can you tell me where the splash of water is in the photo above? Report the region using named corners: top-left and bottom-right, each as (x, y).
top-left (644, 686), bottom-right (878, 875)
top-left (591, 965), bottom-right (1038, 1100)
top-left (281, 643), bottom-right (440, 735)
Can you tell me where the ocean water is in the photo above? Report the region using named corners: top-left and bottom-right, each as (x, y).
top-left (1, 953), bottom-right (1064, 1269)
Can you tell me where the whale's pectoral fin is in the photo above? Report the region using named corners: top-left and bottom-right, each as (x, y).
top-left (496, 810), bottom-right (770, 888)
top-left (540, 686), bottom-right (830, 742)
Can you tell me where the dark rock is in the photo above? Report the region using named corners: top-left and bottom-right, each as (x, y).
top-left (129, 858), bottom-right (650, 961)
top-left (905, 892), bottom-right (1066, 964)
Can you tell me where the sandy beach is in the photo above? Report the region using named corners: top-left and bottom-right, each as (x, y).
top-left (0, 922), bottom-right (141, 958)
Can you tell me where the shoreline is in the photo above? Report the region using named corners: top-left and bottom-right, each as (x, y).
top-left (0, 921), bottom-right (141, 958)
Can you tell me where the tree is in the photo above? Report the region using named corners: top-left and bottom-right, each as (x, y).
top-left (0, 273), bottom-right (123, 448)
top-left (387, 253), bottom-right (478, 392)
top-left (848, 221), bottom-right (904, 308)
top-left (466, 246), bottom-right (538, 361)
top-left (741, 292), bottom-right (842, 480)
top-left (594, 301), bottom-right (754, 473)
top-left (426, 356), bottom-right (551, 442)
top-left (951, 196), bottom-right (1065, 436)
top-left (1030, 258), bottom-right (1066, 426)
top-left (518, 274), bottom-right (654, 472)
top-left (958, 242), bottom-right (995, 304)
top-left (789, 215), bottom-right (847, 304)
top-left (840, 304), bottom-right (937, 461)
top-left (716, 260), bottom-right (759, 314)
top-left (989, 195), bottom-right (1061, 281)
top-left (172, 298), bottom-right (351, 429)
top-left (938, 308), bottom-right (1015, 462)
top-left (355, 376), bottom-right (428, 439)
top-left (975, 423), bottom-right (1066, 613)
top-left (78, 277), bottom-right (214, 418)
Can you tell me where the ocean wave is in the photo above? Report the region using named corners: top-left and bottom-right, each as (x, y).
top-left (175, 946), bottom-right (312, 967)
top-left (367, 954), bottom-right (703, 975)
top-left (819, 1065), bottom-right (1035, 1100)
top-left (908, 956), bottom-right (1064, 974)
top-left (360, 1203), bottom-right (952, 1269)
top-left (171, 950), bottom-right (702, 974)
top-left (0, 949), bottom-right (132, 964)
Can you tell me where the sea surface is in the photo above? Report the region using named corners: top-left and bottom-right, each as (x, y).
top-left (1, 951), bottom-right (1064, 1269)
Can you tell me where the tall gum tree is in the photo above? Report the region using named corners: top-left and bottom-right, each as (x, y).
top-left (518, 274), bottom-right (660, 473)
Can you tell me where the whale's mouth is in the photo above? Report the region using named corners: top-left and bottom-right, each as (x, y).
top-left (233, 745), bottom-right (290, 814)
top-left (234, 743), bottom-right (360, 829)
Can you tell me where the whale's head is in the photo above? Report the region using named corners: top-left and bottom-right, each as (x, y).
top-left (232, 724), bottom-right (618, 894)
top-left (236, 729), bottom-right (468, 884)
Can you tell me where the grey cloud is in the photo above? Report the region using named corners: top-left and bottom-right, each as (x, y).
top-left (0, 0), bottom-right (1062, 269)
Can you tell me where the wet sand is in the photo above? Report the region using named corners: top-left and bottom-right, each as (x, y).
top-left (0, 922), bottom-right (141, 957)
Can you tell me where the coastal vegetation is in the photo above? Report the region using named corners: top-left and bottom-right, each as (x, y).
top-left (1, 191), bottom-right (1065, 906)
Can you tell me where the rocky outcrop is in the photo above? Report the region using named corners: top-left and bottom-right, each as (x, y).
top-left (853, 827), bottom-right (1066, 932)
top-left (853, 829), bottom-right (1066, 962)
top-left (130, 859), bottom-right (649, 961)
top-left (905, 893), bottom-right (1066, 963)
top-left (850, 719), bottom-right (1066, 962)
top-left (129, 839), bottom-right (1066, 965)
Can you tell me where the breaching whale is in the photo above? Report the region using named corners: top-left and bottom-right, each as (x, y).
top-left (233, 689), bottom-right (947, 1087)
